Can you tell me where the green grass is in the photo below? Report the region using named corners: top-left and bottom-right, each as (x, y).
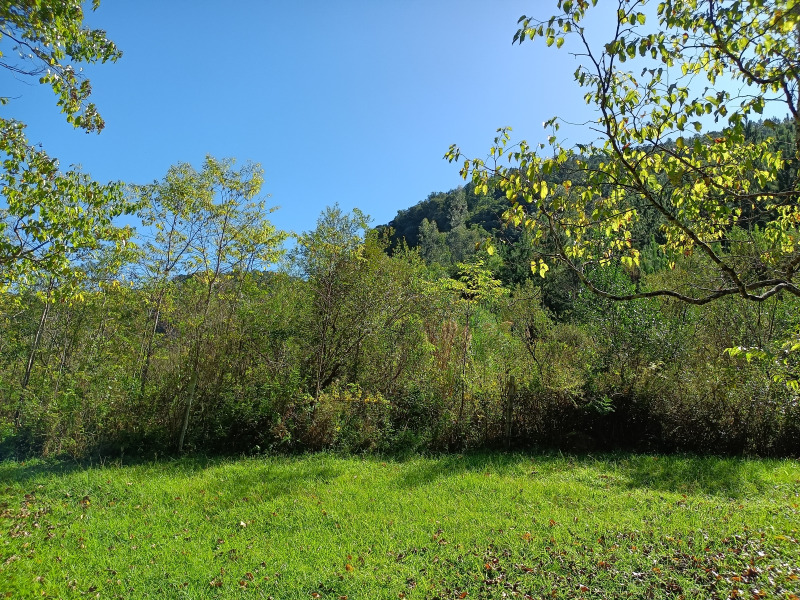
top-left (1, 453), bottom-right (799, 599)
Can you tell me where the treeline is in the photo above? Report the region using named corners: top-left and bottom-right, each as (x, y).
top-left (1, 151), bottom-right (799, 459)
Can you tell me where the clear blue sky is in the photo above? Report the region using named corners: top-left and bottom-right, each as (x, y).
top-left (6, 1), bottom-right (610, 236)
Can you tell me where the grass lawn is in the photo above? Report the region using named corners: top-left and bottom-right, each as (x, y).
top-left (1, 452), bottom-right (799, 599)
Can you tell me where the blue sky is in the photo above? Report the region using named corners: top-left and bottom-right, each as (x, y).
top-left (6, 1), bottom-right (610, 236)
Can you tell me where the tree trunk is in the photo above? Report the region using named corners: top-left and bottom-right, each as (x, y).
top-left (14, 280), bottom-right (54, 429)
top-left (177, 358), bottom-right (200, 453)
top-left (139, 287), bottom-right (165, 397)
top-left (504, 373), bottom-right (517, 450)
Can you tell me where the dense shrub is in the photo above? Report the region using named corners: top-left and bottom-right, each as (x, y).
top-left (2, 213), bottom-right (798, 459)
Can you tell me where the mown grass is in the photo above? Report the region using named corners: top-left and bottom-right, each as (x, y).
top-left (1, 452), bottom-right (798, 599)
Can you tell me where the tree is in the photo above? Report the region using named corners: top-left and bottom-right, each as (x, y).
top-left (447, 0), bottom-right (799, 306)
top-left (292, 205), bottom-right (371, 398)
top-left (438, 259), bottom-right (508, 441)
top-left (134, 163), bottom-right (212, 397)
top-left (0, 1), bottom-right (133, 290)
top-left (292, 206), bottom-right (426, 399)
top-left (169, 157), bottom-right (285, 452)
top-left (448, 188), bottom-right (468, 229)
top-left (417, 217), bottom-right (450, 266)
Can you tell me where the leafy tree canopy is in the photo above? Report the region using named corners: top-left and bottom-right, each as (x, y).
top-left (447, 0), bottom-right (800, 306)
top-left (0, 0), bottom-right (133, 292)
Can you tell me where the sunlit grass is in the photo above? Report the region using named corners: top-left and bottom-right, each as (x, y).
top-left (1, 453), bottom-right (798, 599)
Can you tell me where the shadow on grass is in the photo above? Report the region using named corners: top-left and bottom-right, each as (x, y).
top-left (1, 451), bottom-right (785, 501)
top-left (190, 454), bottom-right (345, 501)
top-left (0, 453), bottom-right (346, 504)
top-left (390, 451), bottom-right (557, 488)
top-left (613, 454), bottom-right (773, 498)
top-left (388, 451), bottom-right (779, 499)
top-left (0, 455), bottom-right (141, 487)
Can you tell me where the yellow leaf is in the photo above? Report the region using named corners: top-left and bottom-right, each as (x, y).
top-left (539, 261), bottom-right (550, 278)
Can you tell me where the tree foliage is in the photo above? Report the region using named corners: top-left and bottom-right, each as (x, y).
top-left (447, 0), bottom-right (800, 306)
top-left (0, 0), bottom-right (133, 291)
top-left (291, 206), bottom-right (427, 400)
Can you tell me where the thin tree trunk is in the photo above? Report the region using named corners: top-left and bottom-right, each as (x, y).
top-left (15, 280), bottom-right (54, 429)
top-left (504, 373), bottom-right (516, 450)
top-left (21, 298), bottom-right (50, 390)
top-left (139, 287), bottom-right (165, 397)
top-left (177, 241), bottom-right (224, 451)
top-left (454, 308), bottom-right (473, 447)
top-left (177, 355), bottom-right (200, 452)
